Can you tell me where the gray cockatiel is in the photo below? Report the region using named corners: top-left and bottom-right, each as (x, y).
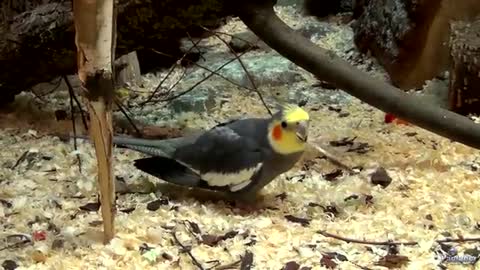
top-left (109, 104), bottom-right (309, 201)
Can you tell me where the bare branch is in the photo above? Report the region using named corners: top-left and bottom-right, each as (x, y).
top-left (201, 25), bottom-right (272, 115)
top-left (157, 49), bottom-right (251, 103)
top-left (64, 75), bottom-right (89, 131)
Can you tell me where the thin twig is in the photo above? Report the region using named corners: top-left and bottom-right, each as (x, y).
top-left (113, 97), bottom-right (141, 136)
top-left (11, 150), bottom-right (29, 170)
top-left (201, 25), bottom-right (271, 115)
top-left (185, 32), bottom-right (206, 62)
top-left (30, 77), bottom-right (64, 103)
top-left (140, 60), bottom-right (178, 105)
top-left (318, 230), bottom-right (418, 246)
top-left (151, 49), bottom-right (251, 93)
top-left (63, 75), bottom-right (89, 131)
top-left (158, 50), bottom-right (251, 103)
top-left (319, 230), bottom-right (480, 246)
top-left (437, 237), bottom-right (480, 243)
top-left (202, 29), bottom-right (260, 47)
top-left (171, 231), bottom-right (205, 270)
top-left (66, 77), bottom-right (83, 174)
top-left (140, 37), bottom-right (204, 105)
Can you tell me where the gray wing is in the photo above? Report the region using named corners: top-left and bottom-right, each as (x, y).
top-left (173, 125), bottom-right (265, 191)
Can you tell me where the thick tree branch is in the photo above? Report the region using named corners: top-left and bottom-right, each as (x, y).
top-left (237, 2), bottom-right (480, 150)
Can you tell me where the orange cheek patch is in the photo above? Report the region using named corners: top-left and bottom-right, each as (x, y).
top-left (272, 125), bottom-right (282, 141)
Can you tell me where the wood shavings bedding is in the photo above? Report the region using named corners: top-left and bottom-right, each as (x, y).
top-left (1, 94), bottom-right (479, 270)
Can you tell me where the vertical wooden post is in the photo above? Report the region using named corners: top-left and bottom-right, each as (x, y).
top-left (73, 0), bottom-right (117, 243)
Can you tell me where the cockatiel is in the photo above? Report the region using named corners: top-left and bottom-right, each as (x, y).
top-left (110, 104), bottom-right (309, 201)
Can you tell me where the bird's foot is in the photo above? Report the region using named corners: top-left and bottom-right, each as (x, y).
top-left (228, 194), bottom-right (266, 214)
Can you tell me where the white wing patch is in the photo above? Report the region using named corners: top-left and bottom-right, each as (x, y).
top-left (202, 163), bottom-right (263, 191)
top-left (229, 180), bottom-right (252, 192)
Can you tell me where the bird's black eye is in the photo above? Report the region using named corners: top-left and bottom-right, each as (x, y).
top-left (281, 121), bottom-right (287, 128)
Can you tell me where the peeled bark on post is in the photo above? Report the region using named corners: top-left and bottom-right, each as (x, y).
top-left (448, 18), bottom-right (480, 116)
top-left (73, 0), bottom-right (116, 243)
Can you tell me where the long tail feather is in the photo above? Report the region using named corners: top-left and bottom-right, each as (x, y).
top-left (70, 134), bottom-right (192, 157)
top-left (134, 157), bottom-right (201, 187)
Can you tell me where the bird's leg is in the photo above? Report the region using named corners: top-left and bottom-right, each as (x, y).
top-left (228, 192), bottom-right (266, 214)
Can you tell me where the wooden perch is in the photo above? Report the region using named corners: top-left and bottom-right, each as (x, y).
top-left (73, 0), bottom-right (117, 243)
top-left (237, 0), bottom-right (480, 150)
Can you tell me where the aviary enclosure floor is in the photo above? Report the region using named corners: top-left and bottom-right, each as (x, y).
top-left (1, 5), bottom-right (480, 270)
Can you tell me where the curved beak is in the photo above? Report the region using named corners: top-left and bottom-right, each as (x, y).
top-left (295, 120), bottom-right (309, 142)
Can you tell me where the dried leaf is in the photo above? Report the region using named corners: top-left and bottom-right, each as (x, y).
top-left (139, 243), bottom-right (153, 254)
top-left (161, 252), bottom-right (173, 260)
top-left (364, 195), bottom-right (374, 205)
top-left (308, 202), bottom-right (322, 207)
top-left (201, 231), bottom-right (238, 247)
top-left (120, 207), bottom-right (136, 214)
top-left (283, 261), bottom-right (300, 270)
top-left (344, 194), bottom-right (359, 201)
top-left (370, 167), bottom-right (392, 188)
top-left (240, 250), bottom-right (254, 270)
top-left (89, 220), bottom-right (103, 227)
top-left (146, 198), bottom-right (169, 211)
top-left (0, 199), bottom-right (12, 208)
top-left (79, 202), bottom-right (100, 212)
top-left (324, 252), bottom-right (348, 262)
top-left (323, 169), bottom-right (343, 181)
top-left (328, 105), bottom-right (342, 113)
top-left (275, 192), bottom-right (287, 201)
top-left (329, 137), bottom-right (356, 147)
top-left (2, 260), bottom-right (18, 270)
top-left (375, 254), bottom-right (410, 268)
top-left (285, 215), bottom-right (311, 227)
top-left (186, 220), bottom-right (202, 234)
top-left (347, 142), bottom-right (371, 154)
top-left (51, 238), bottom-right (64, 250)
top-left (320, 254), bottom-right (337, 269)
top-left (322, 205), bottom-right (339, 216)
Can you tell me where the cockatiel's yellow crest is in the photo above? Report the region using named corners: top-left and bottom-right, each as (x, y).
top-left (268, 104), bottom-right (310, 155)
